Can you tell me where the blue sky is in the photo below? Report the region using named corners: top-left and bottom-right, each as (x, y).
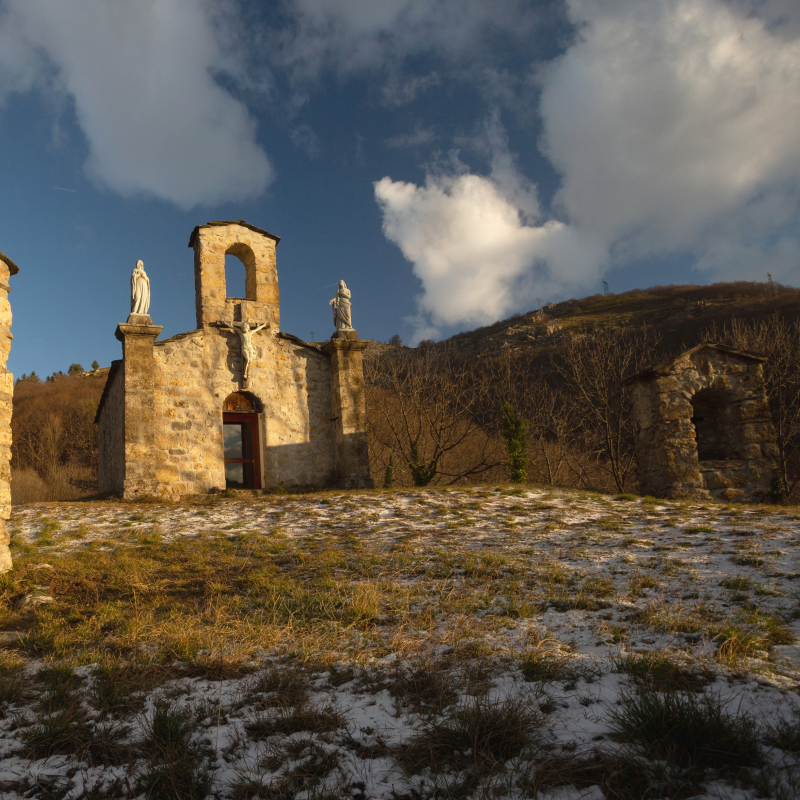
top-left (1, 0), bottom-right (799, 377)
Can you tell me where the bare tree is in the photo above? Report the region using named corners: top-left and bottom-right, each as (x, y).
top-left (486, 350), bottom-right (579, 486)
top-left (365, 345), bottom-right (500, 486)
top-left (554, 326), bottom-right (662, 492)
top-left (703, 315), bottom-right (800, 497)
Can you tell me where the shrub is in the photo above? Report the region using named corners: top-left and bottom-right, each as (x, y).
top-left (501, 402), bottom-right (528, 483)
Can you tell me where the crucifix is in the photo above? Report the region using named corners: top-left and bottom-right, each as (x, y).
top-left (217, 320), bottom-right (268, 382)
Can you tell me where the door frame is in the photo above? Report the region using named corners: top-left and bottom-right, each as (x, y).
top-left (222, 411), bottom-right (262, 489)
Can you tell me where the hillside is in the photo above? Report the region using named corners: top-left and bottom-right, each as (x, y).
top-left (0, 487), bottom-right (797, 798)
top-left (12, 281), bottom-right (800, 498)
top-left (440, 281), bottom-right (800, 358)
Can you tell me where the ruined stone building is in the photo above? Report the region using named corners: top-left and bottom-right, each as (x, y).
top-left (96, 221), bottom-right (372, 499)
top-left (629, 343), bottom-right (778, 501)
top-left (0, 251), bottom-right (18, 570)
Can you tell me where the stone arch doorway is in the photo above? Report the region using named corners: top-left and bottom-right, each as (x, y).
top-left (222, 391), bottom-right (262, 489)
top-left (629, 343), bottom-right (778, 501)
top-left (690, 387), bottom-right (740, 462)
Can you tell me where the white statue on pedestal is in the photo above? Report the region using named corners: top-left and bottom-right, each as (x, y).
top-left (219, 321), bottom-right (268, 381)
top-left (131, 260), bottom-right (150, 315)
top-left (329, 280), bottom-right (353, 332)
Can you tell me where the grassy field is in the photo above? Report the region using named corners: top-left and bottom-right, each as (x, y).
top-left (0, 486), bottom-right (798, 799)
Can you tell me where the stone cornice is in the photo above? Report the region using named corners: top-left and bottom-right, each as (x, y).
top-left (188, 220), bottom-right (281, 248)
top-left (115, 322), bottom-right (163, 342)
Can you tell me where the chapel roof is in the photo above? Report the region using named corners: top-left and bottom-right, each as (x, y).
top-left (188, 221), bottom-right (281, 248)
top-left (627, 342), bottom-right (766, 384)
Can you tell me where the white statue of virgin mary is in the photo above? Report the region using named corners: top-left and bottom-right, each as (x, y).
top-left (131, 260), bottom-right (150, 315)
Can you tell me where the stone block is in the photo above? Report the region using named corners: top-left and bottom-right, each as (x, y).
top-left (718, 488), bottom-right (745, 500)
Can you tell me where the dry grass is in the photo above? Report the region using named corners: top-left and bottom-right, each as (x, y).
top-left (0, 486), bottom-right (797, 798)
top-left (11, 464), bottom-right (96, 504)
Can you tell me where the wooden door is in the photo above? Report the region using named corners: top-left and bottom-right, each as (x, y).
top-left (222, 412), bottom-right (261, 489)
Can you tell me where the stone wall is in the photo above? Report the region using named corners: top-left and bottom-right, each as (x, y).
top-left (630, 344), bottom-right (778, 501)
top-left (97, 361), bottom-right (125, 495)
top-left (0, 252), bottom-right (18, 571)
top-left (148, 326), bottom-right (337, 496)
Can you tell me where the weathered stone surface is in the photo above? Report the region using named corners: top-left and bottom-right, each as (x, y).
top-left (630, 344), bottom-right (778, 502)
top-left (97, 222), bottom-right (371, 498)
top-left (0, 255), bottom-right (17, 571)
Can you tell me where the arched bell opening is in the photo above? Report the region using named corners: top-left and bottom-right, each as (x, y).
top-left (690, 387), bottom-right (740, 462)
top-left (222, 391), bottom-right (262, 489)
top-left (224, 242), bottom-right (257, 301)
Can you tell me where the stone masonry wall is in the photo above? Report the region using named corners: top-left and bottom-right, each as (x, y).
top-left (0, 256), bottom-right (15, 571)
top-left (631, 345), bottom-right (777, 502)
top-left (151, 327), bottom-right (336, 496)
top-left (97, 362), bottom-right (125, 496)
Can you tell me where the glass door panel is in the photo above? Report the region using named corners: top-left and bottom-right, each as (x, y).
top-left (222, 413), bottom-right (260, 489)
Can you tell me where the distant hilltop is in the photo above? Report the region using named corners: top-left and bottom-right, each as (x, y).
top-left (424, 281), bottom-right (800, 358)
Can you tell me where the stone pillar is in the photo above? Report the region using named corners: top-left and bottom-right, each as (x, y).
top-left (115, 315), bottom-right (162, 499)
top-left (322, 332), bottom-right (373, 489)
top-left (0, 251), bottom-right (18, 572)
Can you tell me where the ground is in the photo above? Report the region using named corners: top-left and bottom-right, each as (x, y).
top-left (0, 486), bottom-right (798, 799)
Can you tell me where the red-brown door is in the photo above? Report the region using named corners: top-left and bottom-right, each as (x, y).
top-left (222, 412), bottom-right (261, 489)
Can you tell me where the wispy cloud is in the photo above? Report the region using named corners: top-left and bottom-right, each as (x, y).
top-left (385, 125), bottom-right (437, 149)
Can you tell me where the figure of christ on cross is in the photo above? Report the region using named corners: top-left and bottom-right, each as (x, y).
top-left (218, 321), bottom-right (268, 381)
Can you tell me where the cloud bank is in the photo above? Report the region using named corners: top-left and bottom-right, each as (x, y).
top-left (0, 0), bottom-right (272, 208)
top-left (376, 0), bottom-right (800, 337)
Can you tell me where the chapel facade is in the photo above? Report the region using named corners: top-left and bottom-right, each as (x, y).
top-left (96, 221), bottom-right (372, 499)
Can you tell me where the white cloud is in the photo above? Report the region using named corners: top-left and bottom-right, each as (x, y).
top-left (542, 0), bottom-right (800, 258)
top-left (376, 0), bottom-right (800, 337)
top-left (275, 0), bottom-right (539, 81)
top-left (374, 171), bottom-right (604, 335)
top-left (0, 0), bottom-right (272, 208)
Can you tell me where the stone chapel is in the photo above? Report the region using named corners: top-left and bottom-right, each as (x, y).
top-left (96, 221), bottom-right (373, 499)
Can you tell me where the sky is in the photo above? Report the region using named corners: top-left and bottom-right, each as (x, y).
top-left (1, 0), bottom-right (800, 377)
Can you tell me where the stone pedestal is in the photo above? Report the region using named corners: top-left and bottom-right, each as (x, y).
top-left (323, 332), bottom-right (373, 489)
top-left (115, 319), bottom-right (162, 499)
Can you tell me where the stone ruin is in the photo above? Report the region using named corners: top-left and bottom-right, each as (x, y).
top-left (629, 343), bottom-right (778, 501)
top-left (0, 251), bottom-right (17, 571)
top-left (96, 220), bottom-right (373, 499)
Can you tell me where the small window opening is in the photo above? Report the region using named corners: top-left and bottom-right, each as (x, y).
top-left (691, 388), bottom-right (739, 461)
top-left (224, 254), bottom-right (247, 300)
